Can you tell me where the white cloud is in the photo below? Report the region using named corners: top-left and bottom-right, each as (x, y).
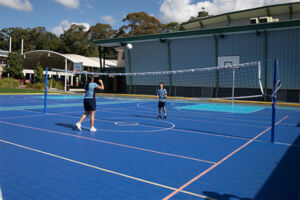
top-left (159, 0), bottom-right (299, 23)
top-left (53, 0), bottom-right (80, 9)
top-left (51, 20), bottom-right (90, 35)
top-left (99, 16), bottom-right (116, 25)
top-left (0, 0), bottom-right (33, 12)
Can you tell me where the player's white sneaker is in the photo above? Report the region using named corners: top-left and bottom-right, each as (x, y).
top-left (90, 127), bottom-right (97, 132)
top-left (75, 122), bottom-right (82, 130)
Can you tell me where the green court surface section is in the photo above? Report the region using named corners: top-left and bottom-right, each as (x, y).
top-left (176, 103), bottom-right (264, 114)
top-left (0, 100), bottom-right (137, 111)
top-left (0, 87), bottom-right (43, 94)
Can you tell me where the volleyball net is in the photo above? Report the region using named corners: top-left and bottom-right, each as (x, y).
top-left (51, 61), bottom-right (264, 102)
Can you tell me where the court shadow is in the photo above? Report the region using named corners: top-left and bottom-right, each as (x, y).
top-left (255, 135), bottom-right (300, 199)
top-left (55, 123), bottom-right (76, 130)
top-left (203, 191), bottom-right (253, 200)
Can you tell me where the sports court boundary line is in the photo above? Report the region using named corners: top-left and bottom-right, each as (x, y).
top-left (59, 110), bottom-right (271, 142)
top-left (52, 112), bottom-right (176, 133)
top-left (97, 93), bottom-right (300, 107)
top-left (0, 139), bottom-right (212, 200)
top-left (162, 115), bottom-right (289, 200)
top-left (137, 102), bottom-right (298, 124)
top-left (100, 107), bottom-right (270, 128)
top-left (0, 120), bottom-right (215, 164)
top-left (57, 109), bottom-right (299, 146)
top-left (12, 109), bottom-right (300, 147)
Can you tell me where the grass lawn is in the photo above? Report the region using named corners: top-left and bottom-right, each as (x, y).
top-left (0, 87), bottom-right (44, 94)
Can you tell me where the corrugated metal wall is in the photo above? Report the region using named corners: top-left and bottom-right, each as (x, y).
top-left (124, 41), bottom-right (169, 86)
top-left (125, 27), bottom-right (299, 97)
top-left (218, 32), bottom-right (265, 89)
top-left (170, 36), bottom-right (215, 69)
top-left (268, 28), bottom-right (300, 90)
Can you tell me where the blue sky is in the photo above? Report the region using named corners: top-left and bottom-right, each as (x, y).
top-left (0, 0), bottom-right (294, 35)
top-left (0, 0), bottom-right (162, 33)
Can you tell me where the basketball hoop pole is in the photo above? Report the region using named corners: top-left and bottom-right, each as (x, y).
top-left (232, 68), bottom-right (235, 105)
top-left (271, 59), bottom-right (278, 143)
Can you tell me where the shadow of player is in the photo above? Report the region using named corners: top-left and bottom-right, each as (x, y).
top-left (203, 191), bottom-right (253, 200)
top-left (55, 123), bottom-right (76, 130)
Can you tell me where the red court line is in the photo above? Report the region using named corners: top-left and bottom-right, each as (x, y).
top-left (0, 120), bottom-right (215, 164)
top-left (162, 115), bottom-right (289, 200)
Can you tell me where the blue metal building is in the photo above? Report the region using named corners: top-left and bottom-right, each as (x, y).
top-left (94, 2), bottom-right (300, 102)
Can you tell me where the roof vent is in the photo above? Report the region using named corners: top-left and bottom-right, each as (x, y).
top-left (258, 16), bottom-right (279, 23)
top-left (250, 17), bottom-right (259, 24)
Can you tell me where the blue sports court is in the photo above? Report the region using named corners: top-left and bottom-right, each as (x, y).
top-left (0, 94), bottom-right (299, 199)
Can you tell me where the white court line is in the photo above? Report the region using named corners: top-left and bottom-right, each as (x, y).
top-left (139, 101), bottom-right (300, 119)
top-left (58, 108), bottom-right (300, 147)
top-left (0, 139), bottom-right (211, 199)
top-left (136, 102), bottom-right (299, 125)
top-left (99, 108), bottom-right (270, 129)
top-left (0, 187), bottom-right (2, 200)
top-left (0, 119), bottom-right (214, 164)
top-left (57, 110), bottom-right (263, 142)
top-left (162, 115), bottom-right (289, 200)
top-left (51, 113), bottom-right (176, 133)
top-left (10, 105), bottom-right (300, 147)
top-left (274, 142), bottom-right (300, 148)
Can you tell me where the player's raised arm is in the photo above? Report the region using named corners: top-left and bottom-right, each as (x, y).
top-left (98, 79), bottom-right (104, 90)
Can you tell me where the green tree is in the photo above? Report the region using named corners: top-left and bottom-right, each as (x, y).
top-left (0, 27), bottom-right (28, 52)
top-left (0, 27), bottom-right (63, 53)
top-left (60, 24), bottom-right (95, 56)
top-left (34, 62), bottom-right (43, 83)
top-left (88, 23), bottom-right (116, 40)
top-left (185, 8), bottom-right (211, 23)
top-left (197, 8), bottom-right (210, 18)
top-left (164, 22), bottom-right (180, 32)
top-left (6, 51), bottom-right (24, 79)
top-left (87, 23), bottom-right (117, 57)
top-left (118, 12), bottom-right (164, 37)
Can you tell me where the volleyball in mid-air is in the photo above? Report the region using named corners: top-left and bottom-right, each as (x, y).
top-left (126, 43), bottom-right (133, 50)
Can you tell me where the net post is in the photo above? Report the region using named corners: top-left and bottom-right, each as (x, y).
top-left (271, 59), bottom-right (278, 143)
top-left (64, 58), bottom-right (67, 91)
top-left (44, 67), bottom-right (48, 114)
top-left (127, 48), bottom-right (133, 94)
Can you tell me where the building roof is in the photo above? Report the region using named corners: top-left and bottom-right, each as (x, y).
top-left (22, 50), bottom-right (117, 70)
top-left (93, 20), bottom-right (300, 47)
top-left (0, 50), bottom-right (9, 58)
top-left (181, 2), bottom-right (300, 30)
top-left (88, 57), bottom-right (118, 68)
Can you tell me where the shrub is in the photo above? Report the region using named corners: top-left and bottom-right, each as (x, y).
top-left (48, 79), bottom-right (64, 90)
top-left (26, 82), bottom-right (44, 90)
top-left (6, 52), bottom-right (24, 79)
top-left (26, 79), bottom-right (64, 91)
top-left (0, 78), bottom-right (20, 88)
top-left (34, 62), bottom-right (44, 83)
